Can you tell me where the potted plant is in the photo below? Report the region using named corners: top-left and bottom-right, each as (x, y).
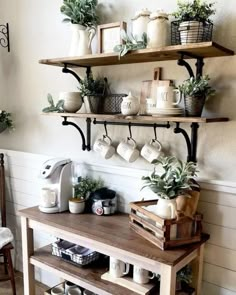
top-left (60, 0), bottom-right (99, 56)
top-left (176, 265), bottom-right (193, 291)
top-left (178, 75), bottom-right (215, 117)
top-left (69, 176), bottom-right (103, 214)
top-left (172, 0), bottom-right (216, 44)
top-left (79, 73), bottom-right (106, 113)
top-left (142, 156), bottom-right (198, 219)
top-left (0, 110), bottom-right (14, 133)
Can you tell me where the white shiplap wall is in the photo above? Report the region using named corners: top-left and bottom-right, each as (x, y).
top-left (1, 148), bottom-right (236, 294)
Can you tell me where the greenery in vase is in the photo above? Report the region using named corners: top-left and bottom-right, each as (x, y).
top-left (42, 94), bottom-right (64, 113)
top-left (114, 30), bottom-right (148, 58)
top-left (178, 75), bottom-right (216, 98)
top-left (142, 156), bottom-right (198, 200)
top-left (0, 110), bottom-right (14, 130)
top-left (172, 0), bottom-right (216, 24)
top-left (73, 176), bottom-right (104, 200)
top-left (79, 73), bottom-right (107, 98)
top-left (60, 0), bottom-right (99, 28)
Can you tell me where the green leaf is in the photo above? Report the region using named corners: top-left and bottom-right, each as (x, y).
top-left (47, 94), bottom-right (54, 107)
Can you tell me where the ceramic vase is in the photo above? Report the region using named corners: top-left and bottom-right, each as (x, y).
top-left (156, 198), bottom-right (177, 219)
top-left (121, 92), bottom-right (140, 115)
top-left (69, 199), bottom-right (85, 214)
top-left (59, 92), bottom-right (83, 113)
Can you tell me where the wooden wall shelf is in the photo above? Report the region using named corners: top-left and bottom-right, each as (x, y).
top-left (39, 42), bottom-right (234, 68)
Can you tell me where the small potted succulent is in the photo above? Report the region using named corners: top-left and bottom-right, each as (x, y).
top-left (60, 0), bottom-right (99, 56)
top-left (178, 75), bottom-right (215, 117)
top-left (142, 156), bottom-right (197, 219)
top-left (79, 72), bottom-right (107, 113)
top-left (69, 176), bottom-right (103, 214)
top-left (172, 0), bottom-right (216, 44)
top-left (0, 110), bottom-right (14, 133)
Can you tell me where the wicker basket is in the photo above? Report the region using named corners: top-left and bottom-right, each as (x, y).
top-left (184, 95), bottom-right (206, 117)
top-left (171, 20), bottom-right (213, 45)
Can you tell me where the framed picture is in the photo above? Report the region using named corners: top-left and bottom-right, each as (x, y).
top-left (97, 22), bottom-right (127, 54)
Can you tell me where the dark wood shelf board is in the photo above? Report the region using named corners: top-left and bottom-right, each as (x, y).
top-left (19, 207), bottom-right (209, 268)
top-left (39, 42), bottom-right (234, 68)
top-left (42, 112), bottom-right (229, 124)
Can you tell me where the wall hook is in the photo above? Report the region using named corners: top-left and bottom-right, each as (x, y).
top-left (153, 123), bottom-right (158, 142)
top-left (0, 23), bottom-right (10, 52)
top-left (128, 122), bottom-right (133, 140)
top-left (103, 121), bottom-right (109, 139)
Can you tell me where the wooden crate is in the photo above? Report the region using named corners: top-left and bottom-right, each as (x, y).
top-left (129, 200), bottom-right (202, 250)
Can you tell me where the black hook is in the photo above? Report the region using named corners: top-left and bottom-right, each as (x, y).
top-left (103, 121), bottom-right (108, 139)
top-left (153, 124), bottom-right (157, 141)
top-left (128, 122), bottom-right (133, 140)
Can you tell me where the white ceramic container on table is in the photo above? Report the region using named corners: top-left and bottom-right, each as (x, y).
top-left (121, 92), bottom-right (140, 116)
top-left (132, 8), bottom-right (151, 40)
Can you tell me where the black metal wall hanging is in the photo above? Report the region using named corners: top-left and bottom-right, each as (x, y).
top-left (0, 23), bottom-right (10, 52)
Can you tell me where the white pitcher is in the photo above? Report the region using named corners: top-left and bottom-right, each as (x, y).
top-left (121, 92), bottom-right (140, 116)
top-left (156, 198), bottom-right (177, 219)
top-left (69, 24), bottom-right (95, 57)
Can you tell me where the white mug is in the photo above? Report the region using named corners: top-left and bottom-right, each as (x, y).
top-left (65, 281), bottom-right (76, 295)
top-left (156, 86), bottom-right (181, 109)
top-left (146, 98), bottom-right (156, 115)
top-left (51, 285), bottom-right (65, 295)
top-left (141, 140), bottom-right (162, 163)
top-left (68, 286), bottom-right (82, 295)
top-left (93, 136), bottom-right (115, 160)
top-left (40, 188), bottom-right (56, 208)
top-left (117, 139), bottom-right (140, 163)
top-left (133, 265), bottom-right (155, 284)
top-left (109, 257), bottom-right (130, 278)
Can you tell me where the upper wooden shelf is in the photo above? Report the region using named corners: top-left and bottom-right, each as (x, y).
top-left (42, 112), bottom-right (229, 124)
top-left (39, 42), bottom-right (234, 68)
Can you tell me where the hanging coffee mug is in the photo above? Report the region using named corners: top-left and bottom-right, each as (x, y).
top-left (141, 140), bottom-right (162, 163)
top-left (117, 138), bottom-right (140, 163)
top-left (156, 86), bottom-right (181, 109)
top-left (133, 265), bottom-right (155, 284)
top-left (93, 136), bottom-right (115, 160)
top-left (109, 257), bottom-right (130, 278)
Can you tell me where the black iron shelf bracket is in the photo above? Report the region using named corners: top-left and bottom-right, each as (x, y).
top-left (62, 116), bottom-right (91, 151)
top-left (174, 122), bottom-right (199, 163)
top-left (62, 64), bottom-right (92, 84)
top-left (93, 119), bottom-right (171, 129)
top-left (177, 52), bottom-right (205, 78)
top-left (0, 23), bottom-right (10, 52)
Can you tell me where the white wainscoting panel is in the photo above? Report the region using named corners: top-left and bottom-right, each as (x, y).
top-left (1, 149), bottom-right (236, 294)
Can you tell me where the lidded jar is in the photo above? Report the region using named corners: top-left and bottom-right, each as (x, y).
top-left (132, 8), bottom-right (151, 41)
top-left (147, 10), bottom-right (169, 48)
top-left (121, 92), bottom-right (140, 116)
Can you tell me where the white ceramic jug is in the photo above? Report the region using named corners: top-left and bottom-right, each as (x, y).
top-left (132, 9), bottom-right (151, 40)
top-left (156, 198), bottom-right (177, 219)
top-left (121, 92), bottom-right (140, 116)
top-left (147, 10), bottom-right (169, 48)
top-left (69, 24), bottom-right (95, 57)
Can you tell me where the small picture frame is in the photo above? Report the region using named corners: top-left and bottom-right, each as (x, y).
top-left (97, 22), bottom-right (127, 54)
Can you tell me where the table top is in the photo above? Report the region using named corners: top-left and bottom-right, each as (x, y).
top-left (19, 207), bottom-right (209, 267)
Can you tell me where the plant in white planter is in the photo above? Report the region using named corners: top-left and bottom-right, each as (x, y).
top-left (142, 156), bottom-right (198, 219)
top-left (178, 75), bottom-right (215, 117)
top-left (0, 110), bottom-right (14, 133)
top-left (61, 0), bottom-right (99, 56)
top-left (69, 176), bottom-right (103, 214)
top-left (172, 0), bottom-right (215, 44)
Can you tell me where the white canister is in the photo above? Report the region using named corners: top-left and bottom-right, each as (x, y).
top-left (147, 10), bottom-right (169, 49)
top-left (121, 92), bottom-right (140, 116)
top-left (132, 9), bottom-right (151, 40)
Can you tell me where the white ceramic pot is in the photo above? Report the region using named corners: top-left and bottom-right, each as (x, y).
top-left (59, 92), bottom-right (83, 113)
top-left (121, 92), bottom-right (140, 116)
top-left (147, 10), bottom-right (169, 48)
top-left (156, 198), bottom-right (177, 219)
top-left (179, 21), bottom-right (204, 44)
top-left (69, 24), bottom-right (95, 57)
top-left (69, 199), bottom-right (85, 214)
top-left (132, 9), bottom-right (151, 40)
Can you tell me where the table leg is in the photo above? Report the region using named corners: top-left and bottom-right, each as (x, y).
top-left (191, 243), bottom-right (205, 295)
top-left (21, 216), bottom-right (35, 295)
top-left (160, 264), bottom-right (176, 295)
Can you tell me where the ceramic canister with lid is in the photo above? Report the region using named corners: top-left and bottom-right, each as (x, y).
top-left (132, 8), bottom-right (151, 40)
top-left (121, 92), bottom-right (140, 116)
top-left (147, 10), bottom-right (169, 48)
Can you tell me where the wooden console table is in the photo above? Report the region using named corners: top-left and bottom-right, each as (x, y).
top-left (19, 207), bottom-right (209, 295)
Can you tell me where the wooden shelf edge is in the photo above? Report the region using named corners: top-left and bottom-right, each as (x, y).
top-left (39, 42), bottom-right (234, 68)
top-left (41, 112), bottom-right (229, 124)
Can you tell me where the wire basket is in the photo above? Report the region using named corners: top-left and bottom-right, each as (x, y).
top-left (171, 21), bottom-right (213, 45)
top-left (51, 241), bottom-right (99, 267)
top-left (85, 94), bottom-right (127, 114)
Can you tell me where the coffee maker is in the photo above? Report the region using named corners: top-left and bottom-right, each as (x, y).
top-left (39, 158), bottom-right (72, 213)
